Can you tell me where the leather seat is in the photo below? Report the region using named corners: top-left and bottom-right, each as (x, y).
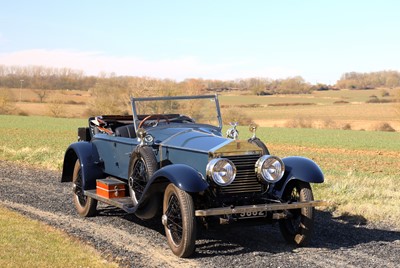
top-left (115, 125), bottom-right (136, 138)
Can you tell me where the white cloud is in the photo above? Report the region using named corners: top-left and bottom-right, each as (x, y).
top-left (0, 49), bottom-right (301, 81)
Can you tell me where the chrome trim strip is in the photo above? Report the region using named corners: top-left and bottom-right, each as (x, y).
top-left (195, 200), bottom-right (328, 217)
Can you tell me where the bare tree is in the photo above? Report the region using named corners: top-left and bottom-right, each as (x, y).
top-left (47, 100), bottom-right (65, 117)
top-left (35, 90), bottom-right (47, 103)
top-left (0, 89), bottom-right (16, 114)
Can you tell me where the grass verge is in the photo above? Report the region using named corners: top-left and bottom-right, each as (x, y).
top-left (0, 205), bottom-right (118, 268)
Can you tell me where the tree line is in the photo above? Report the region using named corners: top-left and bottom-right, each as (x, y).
top-left (0, 65), bottom-right (331, 95)
top-left (1, 65), bottom-right (400, 95)
top-left (0, 65), bottom-right (96, 90)
top-left (336, 70), bottom-right (400, 89)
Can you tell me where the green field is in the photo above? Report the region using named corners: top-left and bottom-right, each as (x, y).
top-left (1, 114), bottom-right (399, 228)
top-left (0, 115), bottom-right (85, 170)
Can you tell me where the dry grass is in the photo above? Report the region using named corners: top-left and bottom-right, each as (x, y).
top-left (374, 122), bottom-right (396, 132)
top-left (268, 102), bottom-right (316, 106)
top-left (221, 107), bottom-right (254, 125)
top-left (14, 102), bottom-right (86, 118)
top-left (0, 205), bottom-right (118, 268)
top-left (265, 141), bottom-right (400, 229)
top-left (285, 116), bottom-right (313, 128)
top-left (47, 100), bottom-right (67, 118)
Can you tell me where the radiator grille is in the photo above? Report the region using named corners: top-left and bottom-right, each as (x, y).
top-left (218, 154), bottom-right (263, 195)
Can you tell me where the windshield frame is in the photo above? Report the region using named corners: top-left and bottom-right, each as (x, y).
top-left (130, 94), bottom-right (222, 132)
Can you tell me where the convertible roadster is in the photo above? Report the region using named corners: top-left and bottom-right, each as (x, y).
top-left (61, 94), bottom-right (326, 257)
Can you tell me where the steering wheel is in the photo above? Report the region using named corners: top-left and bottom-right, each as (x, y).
top-left (138, 114), bottom-right (170, 128)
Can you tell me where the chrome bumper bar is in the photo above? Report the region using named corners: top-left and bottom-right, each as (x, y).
top-left (195, 200), bottom-right (327, 217)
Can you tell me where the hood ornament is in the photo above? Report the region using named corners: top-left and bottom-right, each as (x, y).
top-left (226, 122), bottom-right (239, 140)
top-left (249, 124), bottom-right (257, 140)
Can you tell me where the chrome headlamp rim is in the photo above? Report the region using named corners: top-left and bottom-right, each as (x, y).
top-left (255, 155), bottom-right (285, 183)
top-left (206, 158), bottom-right (237, 186)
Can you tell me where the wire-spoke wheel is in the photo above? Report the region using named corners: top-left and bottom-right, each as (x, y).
top-left (279, 181), bottom-right (314, 246)
top-left (72, 159), bottom-right (97, 217)
top-left (163, 183), bottom-right (196, 258)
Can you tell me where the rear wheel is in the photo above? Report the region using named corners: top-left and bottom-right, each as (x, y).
top-left (72, 159), bottom-right (97, 217)
top-left (279, 181), bottom-right (314, 246)
top-left (162, 183), bottom-right (196, 258)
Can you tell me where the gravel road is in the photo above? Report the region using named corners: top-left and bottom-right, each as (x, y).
top-left (0, 160), bottom-right (399, 267)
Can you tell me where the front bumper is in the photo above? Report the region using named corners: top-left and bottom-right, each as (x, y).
top-left (195, 200), bottom-right (327, 217)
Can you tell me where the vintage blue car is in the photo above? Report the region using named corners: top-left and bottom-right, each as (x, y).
top-left (61, 94), bottom-right (325, 257)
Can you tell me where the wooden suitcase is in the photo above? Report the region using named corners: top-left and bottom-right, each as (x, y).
top-left (96, 178), bottom-right (126, 199)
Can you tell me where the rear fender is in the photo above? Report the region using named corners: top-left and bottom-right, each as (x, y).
top-left (61, 142), bottom-right (104, 190)
top-left (272, 156), bottom-right (324, 199)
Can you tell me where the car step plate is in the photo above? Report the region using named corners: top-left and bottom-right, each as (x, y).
top-left (85, 190), bottom-right (136, 213)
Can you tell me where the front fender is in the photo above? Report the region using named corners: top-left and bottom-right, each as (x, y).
top-left (148, 164), bottom-right (209, 193)
top-left (61, 142), bottom-right (104, 190)
top-left (131, 164), bottom-right (208, 219)
top-left (272, 156), bottom-right (324, 198)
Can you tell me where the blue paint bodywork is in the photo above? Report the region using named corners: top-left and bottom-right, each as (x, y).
top-left (91, 134), bottom-right (137, 179)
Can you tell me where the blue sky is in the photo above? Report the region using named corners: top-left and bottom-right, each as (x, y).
top-left (0, 0), bottom-right (399, 84)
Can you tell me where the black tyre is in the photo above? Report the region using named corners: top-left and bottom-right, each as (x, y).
top-left (128, 146), bottom-right (158, 219)
top-left (72, 159), bottom-right (97, 217)
top-left (279, 181), bottom-right (314, 246)
top-left (248, 138), bottom-right (270, 155)
top-left (162, 183), bottom-right (196, 258)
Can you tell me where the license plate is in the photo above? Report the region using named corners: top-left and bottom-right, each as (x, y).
top-left (236, 210), bottom-right (266, 219)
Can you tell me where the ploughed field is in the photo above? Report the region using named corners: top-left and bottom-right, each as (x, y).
top-left (1, 161), bottom-right (399, 267)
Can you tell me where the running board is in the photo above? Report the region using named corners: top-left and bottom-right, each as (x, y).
top-left (85, 190), bottom-right (136, 213)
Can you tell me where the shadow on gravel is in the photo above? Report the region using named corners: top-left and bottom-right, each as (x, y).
top-left (97, 205), bottom-right (165, 232)
top-left (193, 210), bottom-right (400, 258)
top-left (312, 211), bottom-right (400, 249)
top-left (96, 207), bottom-right (400, 258)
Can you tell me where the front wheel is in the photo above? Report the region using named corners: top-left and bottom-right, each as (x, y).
top-left (279, 181), bottom-right (314, 246)
top-left (162, 183), bottom-right (196, 258)
top-left (72, 159), bottom-right (97, 217)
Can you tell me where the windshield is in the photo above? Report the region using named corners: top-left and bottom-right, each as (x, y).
top-left (131, 95), bottom-right (222, 129)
